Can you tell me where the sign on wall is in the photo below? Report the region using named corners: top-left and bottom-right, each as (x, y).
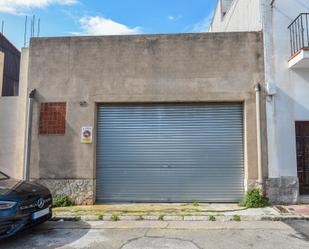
top-left (81, 126), bottom-right (93, 144)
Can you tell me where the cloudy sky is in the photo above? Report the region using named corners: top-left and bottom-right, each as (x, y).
top-left (0, 0), bottom-right (216, 48)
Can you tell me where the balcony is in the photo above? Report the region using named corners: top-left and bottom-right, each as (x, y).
top-left (288, 13), bottom-right (309, 68)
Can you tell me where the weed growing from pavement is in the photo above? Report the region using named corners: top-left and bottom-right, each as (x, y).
top-left (192, 201), bottom-right (200, 207)
top-left (272, 217), bottom-right (281, 221)
top-left (240, 189), bottom-right (269, 208)
top-left (208, 215), bottom-right (216, 221)
top-left (74, 216), bottom-right (81, 221)
top-left (111, 214), bottom-right (119, 221)
top-left (52, 195), bottom-right (75, 208)
top-left (233, 215), bottom-right (241, 222)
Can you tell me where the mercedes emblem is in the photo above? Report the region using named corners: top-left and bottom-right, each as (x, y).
top-left (37, 198), bottom-right (45, 209)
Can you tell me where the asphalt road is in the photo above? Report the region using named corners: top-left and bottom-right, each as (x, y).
top-left (1, 220), bottom-right (309, 249)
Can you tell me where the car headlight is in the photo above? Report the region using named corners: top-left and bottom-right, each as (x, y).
top-left (0, 201), bottom-right (17, 210)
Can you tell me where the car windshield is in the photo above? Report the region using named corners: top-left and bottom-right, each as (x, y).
top-left (0, 172), bottom-right (9, 180)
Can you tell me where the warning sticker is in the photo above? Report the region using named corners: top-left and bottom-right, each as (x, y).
top-left (81, 126), bottom-right (93, 144)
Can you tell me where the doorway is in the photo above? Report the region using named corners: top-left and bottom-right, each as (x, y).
top-left (296, 121), bottom-right (309, 195)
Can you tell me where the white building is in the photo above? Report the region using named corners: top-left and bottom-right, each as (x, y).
top-left (211, 0), bottom-right (309, 203)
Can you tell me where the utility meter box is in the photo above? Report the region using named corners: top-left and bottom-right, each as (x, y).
top-left (266, 81), bottom-right (277, 96)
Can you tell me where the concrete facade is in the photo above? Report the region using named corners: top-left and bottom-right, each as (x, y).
top-left (0, 49), bottom-right (28, 179)
top-left (210, 0), bottom-right (309, 203)
top-left (24, 32), bottom-right (266, 204)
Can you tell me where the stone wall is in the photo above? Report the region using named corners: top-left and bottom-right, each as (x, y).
top-left (265, 177), bottom-right (299, 204)
top-left (37, 179), bottom-right (95, 205)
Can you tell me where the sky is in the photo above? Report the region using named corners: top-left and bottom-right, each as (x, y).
top-left (0, 0), bottom-right (217, 49)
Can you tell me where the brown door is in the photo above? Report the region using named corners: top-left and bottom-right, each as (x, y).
top-left (296, 122), bottom-right (309, 195)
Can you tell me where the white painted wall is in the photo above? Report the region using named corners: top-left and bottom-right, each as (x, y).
top-left (263, 0), bottom-right (309, 178)
top-left (212, 0), bottom-right (309, 181)
top-left (221, 0), bottom-right (234, 15)
top-left (211, 0), bottom-right (262, 32)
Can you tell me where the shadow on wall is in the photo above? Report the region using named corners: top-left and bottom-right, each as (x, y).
top-left (0, 221), bottom-right (92, 248)
top-left (268, 80), bottom-right (309, 174)
top-left (290, 68), bottom-right (309, 118)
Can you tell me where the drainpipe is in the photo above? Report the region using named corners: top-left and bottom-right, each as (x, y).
top-left (255, 83), bottom-right (263, 192)
top-left (23, 89), bottom-right (36, 181)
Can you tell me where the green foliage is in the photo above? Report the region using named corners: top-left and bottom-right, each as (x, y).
top-left (111, 214), bottom-right (119, 221)
top-left (192, 201), bottom-right (200, 207)
top-left (233, 215), bottom-right (241, 222)
top-left (208, 215), bottom-right (216, 221)
top-left (240, 189), bottom-right (268, 208)
top-left (159, 215), bottom-right (164, 221)
top-left (52, 195), bottom-right (75, 208)
top-left (98, 214), bottom-right (104, 220)
top-left (272, 217), bottom-right (280, 221)
top-left (74, 216), bottom-right (81, 221)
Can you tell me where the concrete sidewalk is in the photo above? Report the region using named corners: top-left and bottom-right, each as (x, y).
top-left (52, 203), bottom-right (309, 222)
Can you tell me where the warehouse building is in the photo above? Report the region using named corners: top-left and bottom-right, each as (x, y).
top-left (21, 32), bottom-right (266, 204)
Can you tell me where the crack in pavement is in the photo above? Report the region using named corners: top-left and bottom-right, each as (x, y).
top-left (144, 235), bottom-right (204, 249)
top-left (119, 225), bottom-right (204, 249)
top-left (118, 236), bottom-right (146, 249)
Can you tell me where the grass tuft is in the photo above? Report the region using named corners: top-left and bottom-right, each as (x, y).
top-left (208, 215), bottom-right (216, 221)
top-left (233, 215), bottom-right (241, 222)
top-left (111, 214), bottom-right (119, 221)
top-left (52, 195), bottom-right (75, 208)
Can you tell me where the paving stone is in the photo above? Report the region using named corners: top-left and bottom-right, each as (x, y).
top-left (119, 216), bottom-right (140, 221)
top-left (142, 216), bottom-right (160, 221)
top-left (81, 215), bottom-right (99, 221)
top-left (163, 216), bottom-right (184, 221)
top-left (103, 215), bottom-right (112, 221)
top-left (183, 216), bottom-right (209, 221)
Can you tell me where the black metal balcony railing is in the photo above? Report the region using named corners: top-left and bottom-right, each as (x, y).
top-left (288, 13), bottom-right (309, 57)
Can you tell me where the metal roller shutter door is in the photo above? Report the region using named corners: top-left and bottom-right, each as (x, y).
top-left (96, 104), bottom-right (244, 202)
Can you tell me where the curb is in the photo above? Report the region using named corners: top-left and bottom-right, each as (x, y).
top-left (51, 214), bottom-right (309, 222)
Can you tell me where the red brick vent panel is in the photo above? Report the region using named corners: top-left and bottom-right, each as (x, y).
top-left (39, 102), bottom-right (66, 135)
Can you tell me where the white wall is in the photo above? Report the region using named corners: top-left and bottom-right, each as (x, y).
top-left (211, 0), bottom-right (262, 32)
top-left (263, 0), bottom-right (309, 178)
top-left (211, 0), bottom-right (309, 182)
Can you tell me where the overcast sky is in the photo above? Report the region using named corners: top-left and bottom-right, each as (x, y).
top-left (0, 0), bottom-right (216, 49)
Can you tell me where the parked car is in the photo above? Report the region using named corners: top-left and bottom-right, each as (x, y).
top-left (0, 171), bottom-right (52, 239)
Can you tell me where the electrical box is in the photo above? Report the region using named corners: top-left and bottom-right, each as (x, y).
top-left (266, 81), bottom-right (277, 96)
